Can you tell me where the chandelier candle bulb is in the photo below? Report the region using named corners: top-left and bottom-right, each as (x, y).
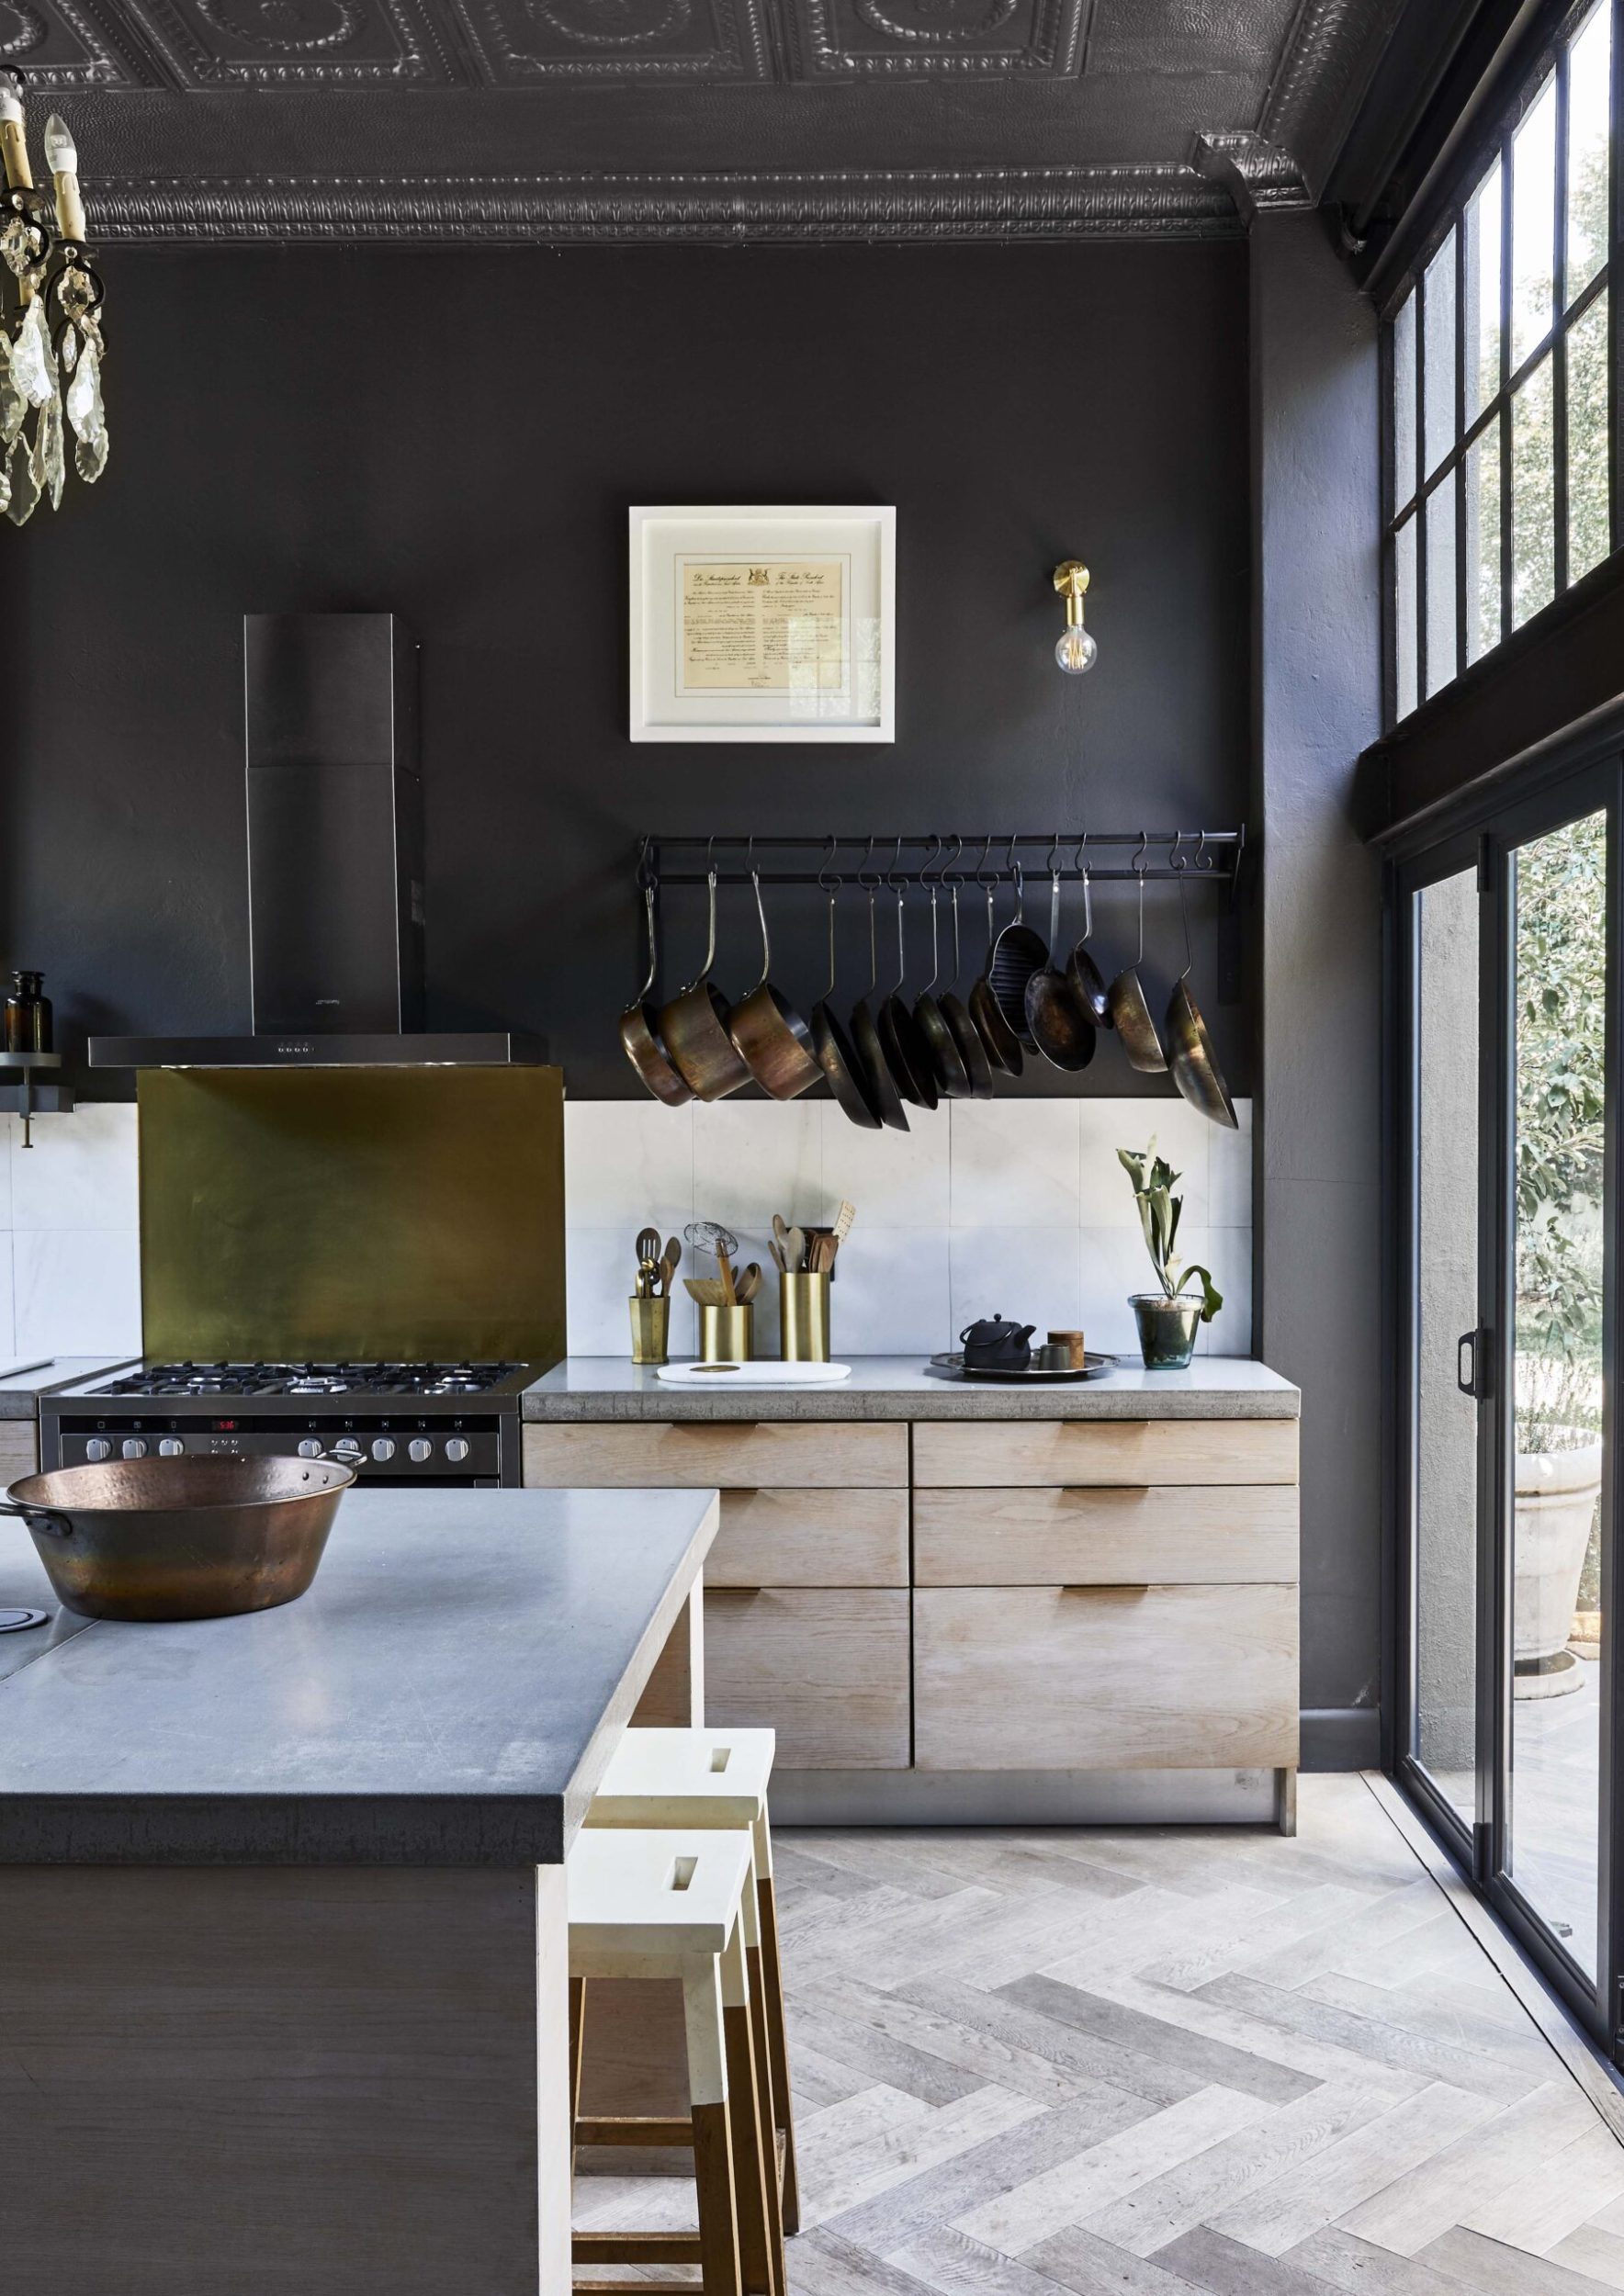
top-left (0, 73), bottom-right (31, 193)
top-left (42, 117), bottom-right (84, 243)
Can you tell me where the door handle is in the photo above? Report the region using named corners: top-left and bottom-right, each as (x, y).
top-left (1457, 1328), bottom-right (1489, 1400)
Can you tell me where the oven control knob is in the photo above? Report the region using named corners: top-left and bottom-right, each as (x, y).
top-left (445, 1437), bottom-right (471, 1464)
top-left (121, 1438), bottom-right (148, 1459)
top-left (334, 1437), bottom-right (363, 1458)
top-left (297, 1439), bottom-right (322, 1458)
top-left (408, 1438), bottom-right (434, 1463)
top-left (85, 1437), bottom-right (112, 1461)
top-left (158, 1438), bottom-right (185, 1457)
top-left (371, 1437), bottom-right (396, 1462)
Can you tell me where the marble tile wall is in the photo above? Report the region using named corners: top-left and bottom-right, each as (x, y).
top-left (0, 1095), bottom-right (1252, 1367)
top-left (565, 1096), bottom-right (1254, 1362)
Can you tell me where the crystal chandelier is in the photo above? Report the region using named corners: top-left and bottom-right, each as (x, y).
top-left (0, 71), bottom-right (106, 524)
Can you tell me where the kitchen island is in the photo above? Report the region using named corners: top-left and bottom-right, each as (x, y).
top-left (0, 1484), bottom-right (717, 2296)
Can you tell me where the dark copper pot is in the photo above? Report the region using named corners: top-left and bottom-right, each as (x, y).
top-left (658, 867), bottom-right (750, 1101)
top-left (620, 882), bottom-right (694, 1108)
top-left (727, 869), bottom-right (821, 1099)
top-left (1, 1454), bottom-right (354, 1622)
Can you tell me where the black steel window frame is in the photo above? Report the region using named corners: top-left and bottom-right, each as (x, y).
top-left (1388, 748), bottom-right (1624, 2064)
top-left (1381, 0), bottom-right (1620, 726)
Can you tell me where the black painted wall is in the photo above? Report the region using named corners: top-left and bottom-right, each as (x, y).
top-left (1, 242), bottom-right (1251, 1101)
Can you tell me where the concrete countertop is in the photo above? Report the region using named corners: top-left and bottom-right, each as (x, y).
top-left (0, 1485), bottom-right (716, 1866)
top-left (0, 1356), bottom-right (136, 1420)
top-left (523, 1355), bottom-right (1300, 1422)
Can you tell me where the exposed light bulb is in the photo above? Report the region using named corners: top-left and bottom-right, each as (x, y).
top-left (1054, 624), bottom-right (1098, 675)
top-left (42, 114), bottom-right (75, 175)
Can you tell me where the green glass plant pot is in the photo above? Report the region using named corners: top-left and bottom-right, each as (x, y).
top-left (1131, 1293), bottom-right (1202, 1370)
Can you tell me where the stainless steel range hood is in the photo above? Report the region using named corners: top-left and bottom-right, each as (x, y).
top-left (90, 614), bottom-right (542, 1072)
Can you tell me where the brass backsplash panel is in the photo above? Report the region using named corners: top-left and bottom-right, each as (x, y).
top-left (139, 1067), bottom-right (566, 1367)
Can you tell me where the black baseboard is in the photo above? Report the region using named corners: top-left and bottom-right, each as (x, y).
top-left (1302, 1706), bottom-right (1383, 1771)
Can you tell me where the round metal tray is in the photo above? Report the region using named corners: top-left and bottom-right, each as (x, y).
top-left (929, 1350), bottom-right (1118, 1384)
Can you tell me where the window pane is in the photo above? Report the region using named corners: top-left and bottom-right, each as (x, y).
top-left (1465, 160), bottom-right (1504, 424)
top-left (1566, 1), bottom-right (1611, 307)
top-left (1425, 229), bottom-right (1459, 476)
top-left (1465, 422), bottom-right (1504, 663)
top-left (1568, 288), bottom-right (1611, 581)
top-left (1513, 352), bottom-right (1557, 625)
top-left (1395, 513), bottom-right (1418, 718)
top-left (1426, 472), bottom-right (1460, 696)
top-left (1512, 74), bottom-right (1558, 366)
top-left (1393, 291), bottom-right (1418, 512)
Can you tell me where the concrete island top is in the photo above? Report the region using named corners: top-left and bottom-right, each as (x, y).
top-left (0, 1486), bottom-right (716, 1867)
top-left (522, 1355), bottom-right (1300, 1422)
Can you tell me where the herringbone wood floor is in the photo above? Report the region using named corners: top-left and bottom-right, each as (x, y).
top-left (575, 1774), bottom-right (1624, 2294)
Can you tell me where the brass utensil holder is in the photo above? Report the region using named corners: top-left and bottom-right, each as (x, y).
top-left (699, 1302), bottom-right (754, 1363)
top-left (628, 1296), bottom-right (671, 1365)
top-left (779, 1271), bottom-right (830, 1363)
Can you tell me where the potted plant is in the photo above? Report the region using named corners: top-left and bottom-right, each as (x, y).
top-left (1118, 1144), bottom-right (1221, 1370)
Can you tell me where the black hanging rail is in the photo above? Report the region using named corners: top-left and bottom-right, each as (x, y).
top-left (637, 828), bottom-right (1247, 896)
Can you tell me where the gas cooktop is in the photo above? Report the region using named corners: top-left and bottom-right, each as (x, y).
top-left (88, 1361), bottom-right (530, 1401)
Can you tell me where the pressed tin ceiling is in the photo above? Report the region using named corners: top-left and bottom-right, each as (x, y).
top-left (5, 0), bottom-right (1421, 240)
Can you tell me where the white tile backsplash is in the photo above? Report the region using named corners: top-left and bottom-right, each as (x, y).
top-left (11, 1101), bottom-right (140, 1230)
top-left (561, 1095), bottom-right (1252, 1364)
top-left (14, 1227), bottom-right (141, 1356)
top-left (0, 1106), bottom-right (141, 1357)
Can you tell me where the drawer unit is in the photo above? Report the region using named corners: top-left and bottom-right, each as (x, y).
top-left (0, 1423), bottom-right (38, 1484)
top-left (912, 1418), bottom-right (1298, 1490)
top-left (913, 1583), bottom-right (1300, 1772)
top-left (522, 1420), bottom-right (906, 1491)
top-left (914, 1484), bottom-right (1300, 1587)
top-left (709, 1487), bottom-right (908, 1589)
top-left (705, 1588), bottom-right (911, 1769)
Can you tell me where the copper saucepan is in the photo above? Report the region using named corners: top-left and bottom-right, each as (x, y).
top-left (619, 877), bottom-right (694, 1107)
top-left (1, 1453), bottom-right (354, 1623)
top-left (727, 863), bottom-right (822, 1099)
top-left (659, 863), bottom-right (751, 1101)
top-left (1166, 842), bottom-right (1238, 1128)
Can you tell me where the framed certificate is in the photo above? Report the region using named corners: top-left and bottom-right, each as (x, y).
top-left (629, 505), bottom-right (896, 743)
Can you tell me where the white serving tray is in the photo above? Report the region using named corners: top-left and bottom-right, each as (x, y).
top-left (655, 1360), bottom-right (853, 1387)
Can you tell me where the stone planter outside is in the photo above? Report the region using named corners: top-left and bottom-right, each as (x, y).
top-left (1514, 1435), bottom-right (1603, 1695)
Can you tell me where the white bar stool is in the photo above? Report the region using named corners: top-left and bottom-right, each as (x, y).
top-left (586, 1725), bottom-right (799, 2235)
top-left (567, 1827), bottom-right (778, 2296)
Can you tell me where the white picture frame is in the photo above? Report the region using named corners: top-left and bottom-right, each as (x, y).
top-left (629, 504), bottom-right (896, 744)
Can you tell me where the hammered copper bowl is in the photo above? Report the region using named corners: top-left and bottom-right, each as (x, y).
top-left (0, 1454), bottom-right (355, 1622)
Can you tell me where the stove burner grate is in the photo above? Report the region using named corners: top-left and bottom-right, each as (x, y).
top-left (91, 1360), bottom-right (524, 1401)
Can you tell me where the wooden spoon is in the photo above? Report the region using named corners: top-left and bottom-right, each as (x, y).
top-left (659, 1236), bottom-right (682, 1296)
top-left (736, 1264), bottom-right (762, 1304)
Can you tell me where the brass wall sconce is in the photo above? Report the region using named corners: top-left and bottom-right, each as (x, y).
top-left (1052, 561), bottom-right (1097, 676)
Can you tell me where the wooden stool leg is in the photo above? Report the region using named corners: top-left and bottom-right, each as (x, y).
top-left (754, 1814), bottom-right (800, 2236)
top-left (722, 1919), bottom-right (783, 2296)
top-left (568, 1977), bottom-right (586, 2177)
top-left (685, 1960), bottom-right (744, 2296)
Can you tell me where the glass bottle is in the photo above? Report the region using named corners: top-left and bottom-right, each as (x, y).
top-left (5, 970), bottom-right (51, 1053)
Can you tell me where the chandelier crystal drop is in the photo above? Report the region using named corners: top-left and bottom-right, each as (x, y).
top-left (0, 72), bottom-right (106, 525)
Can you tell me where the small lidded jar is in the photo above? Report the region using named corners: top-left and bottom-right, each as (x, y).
top-left (5, 970), bottom-right (52, 1053)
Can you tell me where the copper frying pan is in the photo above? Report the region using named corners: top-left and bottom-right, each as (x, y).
top-left (619, 878), bottom-right (694, 1107)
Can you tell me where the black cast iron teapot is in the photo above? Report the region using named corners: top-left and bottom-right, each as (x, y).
top-left (960, 1314), bottom-right (1036, 1371)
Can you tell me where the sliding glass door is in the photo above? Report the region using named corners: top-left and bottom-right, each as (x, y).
top-left (1397, 761), bottom-right (1620, 2043)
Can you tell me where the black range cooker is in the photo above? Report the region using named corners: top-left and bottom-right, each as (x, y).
top-left (39, 1360), bottom-right (537, 1487)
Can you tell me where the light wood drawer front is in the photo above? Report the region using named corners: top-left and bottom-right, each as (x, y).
top-left (522, 1421), bottom-right (907, 1491)
top-left (912, 1418), bottom-right (1298, 1490)
top-left (709, 1488), bottom-right (908, 1588)
top-left (0, 1422), bottom-right (38, 1483)
top-left (705, 1589), bottom-right (910, 1769)
top-left (914, 1485), bottom-right (1300, 1587)
top-left (913, 1584), bottom-right (1299, 1772)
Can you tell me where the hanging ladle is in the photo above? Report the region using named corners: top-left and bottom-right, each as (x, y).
top-left (1023, 837), bottom-right (1096, 1074)
top-left (619, 867), bottom-right (694, 1107)
top-left (912, 837), bottom-right (972, 1098)
top-left (1165, 832), bottom-right (1238, 1129)
top-left (809, 847), bottom-right (882, 1131)
top-left (1107, 833), bottom-right (1168, 1075)
top-left (938, 841), bottom-right (995, 1099)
